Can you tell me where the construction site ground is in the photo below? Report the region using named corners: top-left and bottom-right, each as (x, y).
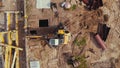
top-left (25, 0), bottom-right (120, 68)
top-left (0, 0), bottom-right (120, 68)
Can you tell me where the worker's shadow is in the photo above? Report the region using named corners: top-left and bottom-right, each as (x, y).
top-left (90, 32), bottom-right (101, 48)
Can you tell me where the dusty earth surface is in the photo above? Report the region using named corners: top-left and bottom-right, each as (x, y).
top-left (25, 0), bottom-right (120, 68)
top-left (94, 0), bottom-right (120, 68)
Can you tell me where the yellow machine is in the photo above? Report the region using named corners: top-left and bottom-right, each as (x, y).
top-left (63, 31), bottom-right (71, 44)
top-left (57, 23), bottom-right (71, 45)
top-left (57, 29), bottom-right (71, 44)
top-left (0, 11), bottom-right (23, 68)
top-left (49, 23), bottom-right (71, 46)
top-left (26, 23), bottom-right (71, 46)
top-left (58, 29), bottom-right (65, 35)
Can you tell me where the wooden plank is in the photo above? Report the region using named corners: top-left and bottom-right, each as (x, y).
top-left (11, 51), bottom-right (17, 68)
top-left (15, 12), bottom-right (20, 68)
top-left (0, 43), bottom-right (23, 50)
top-left (5, 47), bottom-right (9, 68)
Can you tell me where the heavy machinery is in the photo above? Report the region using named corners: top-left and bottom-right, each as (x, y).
top-left (48, 23), bottom-right (71, 46)
top-left (26, 23), bottom-right (71, 47)
top-left (0, 11), bottom-right (23, 68)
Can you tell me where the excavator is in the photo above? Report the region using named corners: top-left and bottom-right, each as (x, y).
top-left (48, 23), bottom-right (71, 46)
top-left (26, 23), bottom-right (71, 47)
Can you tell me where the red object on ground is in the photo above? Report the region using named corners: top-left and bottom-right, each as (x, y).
top-left (82, 0), bottom-right (89, 4)
top-left (95, 34), bottom-right (107, 50)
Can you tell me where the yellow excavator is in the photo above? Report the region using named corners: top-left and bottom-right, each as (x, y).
top-left (26, 23), bottom-right (71, 46)
top-left (0, 11), bottom-right (23, 68)
top-left (48, 23), bottom-right (71, 46)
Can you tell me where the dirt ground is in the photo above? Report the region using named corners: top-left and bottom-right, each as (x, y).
top-left (0, 0), bottom-right (120, 68)
top-left (25, 0), bottom-right (120, 68)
